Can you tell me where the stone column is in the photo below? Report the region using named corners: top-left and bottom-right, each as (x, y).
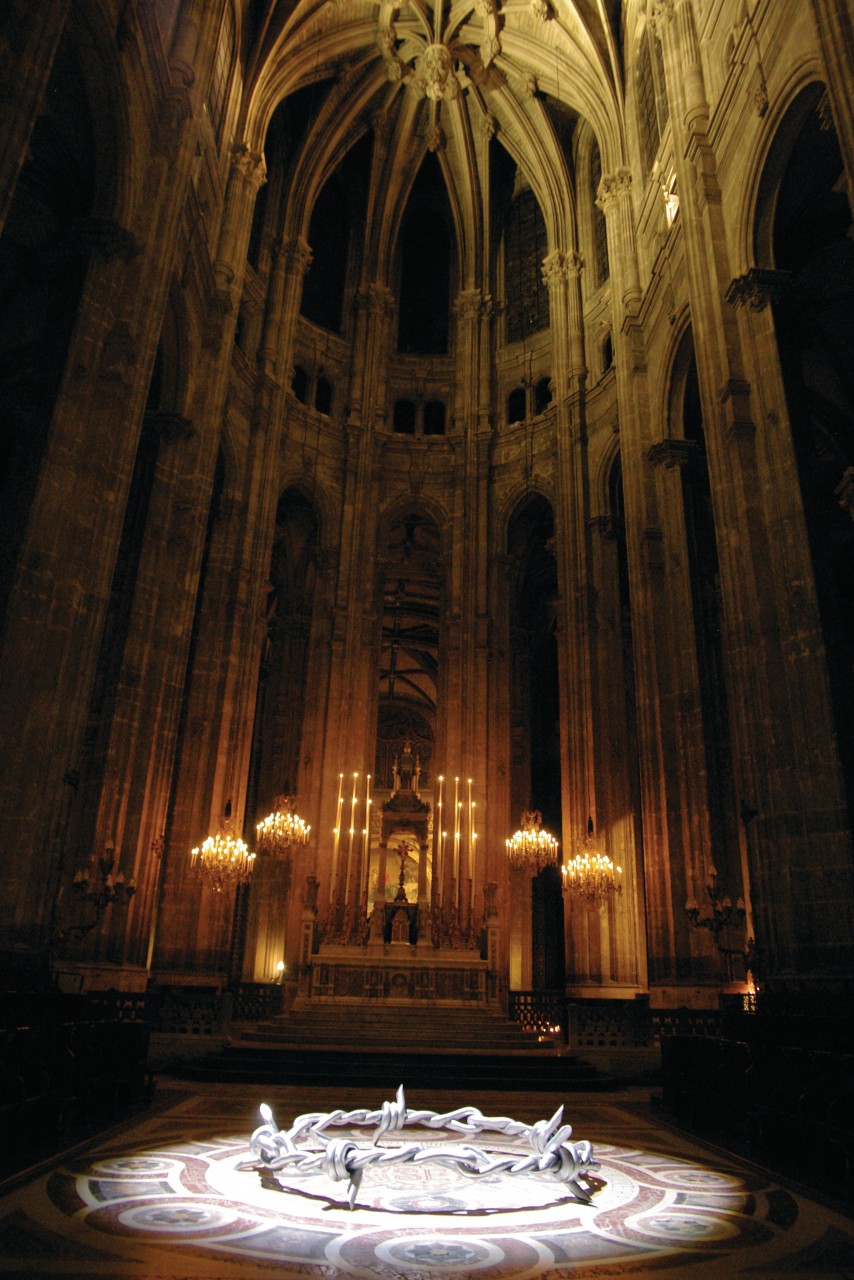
top-left (724, 269), bottom-right (854, 983)
top-left (237, 233), bottom-right (314, 831)
top-left (152, 491), bottom-right (255, 980)
top-left (488, 547), bottom-right (514, 980)
top-left (0, 0), bottom-right (73, 238)
top-left (542, 249), bottom-right (591, 862)
top-left (214, 144), bottom-right (267, 297)
top-left (192, 144), bottom-right (269, 820)
top-left (806, 0), bottom-right (854, 203)
top-left (0, 235), bottom-right (182, 957)
top-left (150, 148), bottom-right (273, 980)
top-left (452, 288), bottom-right (493, 917)
top-left (315, 284), bottom-right (392, 904)
top-left (283, 547), bottom-right (336, 965)
top-left (587, 513), bottom-right (646, 991)
top-left (484, 881), bottom-right (500, 1000)
top-left (297, 877), bottom-right (319, 997)
top-left (81, 410), bottom-right (210, 978)
top-left (597, 171), bottom-right (642, 318)
top-left (0, 0), bottom-right (227, 965)
top-left (372, 837), bottom-right (390, 940)
top-left (596, 167), bottom-right (675, 992)
top-left (417, 839), bottom-right (430, 936)
top-left (654, 0), bottom-right (854, 988)
top-left (645, 438), bottom-right (719, 984)
top-left (348, 283), bottom-right (394, 429)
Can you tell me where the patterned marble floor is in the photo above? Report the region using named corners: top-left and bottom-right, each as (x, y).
top-left (0, 1080), bottom-right (853, 1279)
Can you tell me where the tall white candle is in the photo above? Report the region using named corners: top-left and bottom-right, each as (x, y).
top-left (454, 776), bottom-right (461, 906)
top-left (330, 771), bottom-right (344, 903)
top-left (362, 773), bottom-right (372, 904)
top-left (435, 774), bottom-right (444, 903)
top-left (441, 828), bottom-right (447, 905)
top-left (344, 772), bottom-right (358, 905)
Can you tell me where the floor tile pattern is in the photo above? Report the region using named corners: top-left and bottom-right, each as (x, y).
top-left (0, 1083), bottom-right (852, 1279)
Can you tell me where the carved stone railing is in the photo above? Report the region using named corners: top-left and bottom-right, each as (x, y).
top-left (232, 982), bottom-right (287, 1023)
top-left (308, 958), bottom-right (491, 1004)
top-left (510, 993), bottom-right (728, 1049)
top-left (508, 990), bottom-right (566, 1037)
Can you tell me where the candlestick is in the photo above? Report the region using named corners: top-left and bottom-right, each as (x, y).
top-left (454, 776), bottom-right (461, 909)
top-left (441, 829), bottom-right (447, 907)
top-left (467, 778), bottom-right (473, 882)
top-left (344, 772), bottom-right (358, 906)
top-left (330, 772), bottom-right (344, 904)
top-left (435, 774), bottom-right (444, 905)
top-left (362, 773), bottom-right (372, 906)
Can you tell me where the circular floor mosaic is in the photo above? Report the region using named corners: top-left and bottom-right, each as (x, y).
top-left (48, 1128), bottom-right (784, 1277)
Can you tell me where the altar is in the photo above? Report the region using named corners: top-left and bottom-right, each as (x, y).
top-left (294, 756), bottom-right (499, 1007)
top-left (303, 945), bottom-right (494, 1004)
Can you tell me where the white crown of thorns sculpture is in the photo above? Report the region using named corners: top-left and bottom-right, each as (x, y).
top-left (248, 1085), bottom-right (599, 1209)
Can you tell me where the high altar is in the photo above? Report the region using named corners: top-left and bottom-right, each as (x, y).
top-left (295, 740), bottom-right (499, 1005)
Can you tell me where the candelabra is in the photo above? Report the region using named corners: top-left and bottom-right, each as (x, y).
top-left (685, 865), bottom-right (754, 974)
top-left (256, 794), bottom-right (310, 858)
top-left (191, 810), bottom-right (255, 893)
top-left (506, 810), bottom-right (559, 873)
top-left (61, 845), bottom-right (136, 942)
top-left (561, 820), bottom-right (621, 903)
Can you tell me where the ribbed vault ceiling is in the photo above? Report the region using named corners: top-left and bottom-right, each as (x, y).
top-left (236, 0), bottom-right (631, 272)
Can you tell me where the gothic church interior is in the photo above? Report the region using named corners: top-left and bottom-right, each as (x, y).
top-left (1, 0), bottom-right (853, 1077)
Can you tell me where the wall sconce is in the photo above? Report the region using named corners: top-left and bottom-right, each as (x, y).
top-left (62, 843), bottom-right (136, 943)
top-left (685, 865), bottom-right (756, 975)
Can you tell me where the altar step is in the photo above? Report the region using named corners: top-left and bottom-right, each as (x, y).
top-left (179, 1046), bottom-right (608, 1091)
top-left (236, 1003), bottom-right (559, 1054)
top-left (178, 1004), bottom-right (614, 1091)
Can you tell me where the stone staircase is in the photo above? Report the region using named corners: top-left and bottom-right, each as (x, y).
top-left (239, 1003), bottom-right (556, 1052)
top-left (179, 1002), bottom-right (612, 1091)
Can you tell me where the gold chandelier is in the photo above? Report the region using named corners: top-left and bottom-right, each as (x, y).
top-left (255, 794), bottom-right (311, 858)
top-left (562, 821), bottom-right (622, 902)
top-left (506, 810), bottom-right (559, 873)
top-left (190, 811), bottom-right (255, 893)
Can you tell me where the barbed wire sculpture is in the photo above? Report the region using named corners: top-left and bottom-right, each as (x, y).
top-left (247, 1084), bottom-right (599, 1209)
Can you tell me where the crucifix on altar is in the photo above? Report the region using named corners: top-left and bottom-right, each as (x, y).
top-left (394, 840), bottom-right (414, 902)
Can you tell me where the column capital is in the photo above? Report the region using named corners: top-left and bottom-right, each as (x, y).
top-left (647, 438), bottom-right (699, 469)
top-left (454, 287), bottom-right (493, 319)
top-left (356, 282), bottom-right (395, 316)
top-left (540, 248), bottom-right (584, 288)
top-left (477, 109), bottom-right (498, 141)
top-left (540, 249), bottom-right (568, 288)
top-left (515, 72), bottom-right (538, 101)
top-left (725, 268), bottom-right (791, 311)
top-left (281, 236), bottom-right (314, 278)
top-left (529, 0), bottom-right (552, 20)
top-left (566, 249), bottom-right (585, 277)
top-left (596, 168), bottom-right (633, 213)
top-left (587, 513), bottom-right (622, 539)
top-left (229, 142), bottom-right (267, 190)
top-left (648, 0), bottom-right (676, 37)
